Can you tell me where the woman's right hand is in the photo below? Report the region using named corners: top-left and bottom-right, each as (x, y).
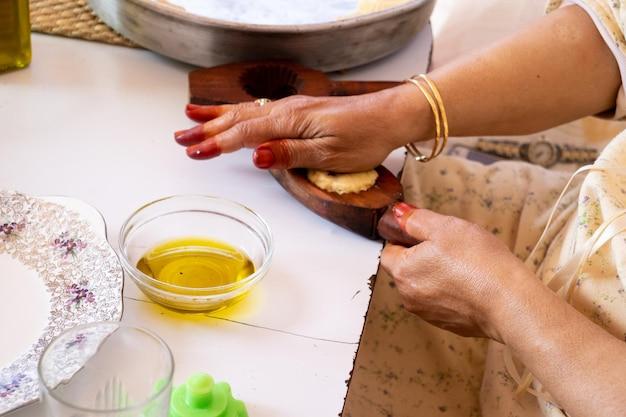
top-left (380, 203), bottom-right (535, 341)
top-left (174, 85), bottom-right (431, 172)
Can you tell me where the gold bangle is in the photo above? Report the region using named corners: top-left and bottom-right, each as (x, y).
top-left (404, 74), bottom-right (449, 162)
top-left (418, 74), bottom-right (448, 157)
top-left (404, 78), bottom-right (441, 162)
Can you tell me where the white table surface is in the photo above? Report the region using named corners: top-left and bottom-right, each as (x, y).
top-left (1, 27), bottom-right (431, 417)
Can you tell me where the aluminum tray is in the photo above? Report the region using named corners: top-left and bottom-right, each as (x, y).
top-left (89, 0), bottom-right (435, 71)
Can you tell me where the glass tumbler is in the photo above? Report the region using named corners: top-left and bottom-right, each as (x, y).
top-left (38, 322), bottom-right (174, 417)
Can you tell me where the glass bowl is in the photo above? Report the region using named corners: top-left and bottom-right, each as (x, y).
top-left (118, 195), bottom-right (273, 312)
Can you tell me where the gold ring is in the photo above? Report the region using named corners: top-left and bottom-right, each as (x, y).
top-left (254, 98), bottom-right (272, 107)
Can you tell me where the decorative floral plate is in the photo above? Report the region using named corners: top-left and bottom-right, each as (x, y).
top-left (0, 191), bottom-right (123, 414)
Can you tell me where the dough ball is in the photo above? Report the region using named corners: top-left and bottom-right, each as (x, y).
top-left (307, 169), bottom-right (378, 195)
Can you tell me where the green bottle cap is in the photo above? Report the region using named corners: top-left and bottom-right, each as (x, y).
top-left (169, 373), bottom-right (248, 417)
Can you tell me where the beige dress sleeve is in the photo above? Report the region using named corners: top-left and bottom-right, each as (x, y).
top-left (548, 0), bottom-right (626, 119)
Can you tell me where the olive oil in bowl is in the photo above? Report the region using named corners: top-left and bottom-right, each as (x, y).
top-left (137, 237), bottom-right (254, 292)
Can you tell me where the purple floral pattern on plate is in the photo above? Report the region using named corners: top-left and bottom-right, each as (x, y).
top-left (0, 374), bottom-right (28, 398)
top-left (0, 221), bottom-right (25, 239)
top-left (53, 232), bottom-right (87, 258)
top-left (66, 282), bottom-right (96, 309)
top-left (65, 333), bottom-right (87, 349)
top-left (0, 191), bottom-right (123, 414)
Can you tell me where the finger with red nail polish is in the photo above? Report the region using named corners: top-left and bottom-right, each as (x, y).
top-left (176, 113), bottom-right (248, 147)
top-left (392, 202), bottom-right (417, 227)
top-left (174, 125), bottom-right (206, 146)
top-left (253, 146), bottom-right (276, 169)
top-left (377, 203), bottom-right (419, 247)
top-left (180, 103), bottom-right (277, 148)
top-left (185, 104), bottom-right (229, 123)
top-left (185, 101), bottom-right (263, 123)
top-left (186, 138), bottom-right (221, 160)
top-left (252, 139), bottom-right (325, 170)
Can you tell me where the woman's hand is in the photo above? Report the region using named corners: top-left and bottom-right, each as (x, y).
top-left (380, 203), bottom-right (534, 341)
top-left (382, 203), bottom-right (626, 417)
top-left (174, 86), bottom-right (430, 172)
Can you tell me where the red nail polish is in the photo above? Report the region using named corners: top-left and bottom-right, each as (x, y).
top-left (377, 206), bottom-right (420, 247)
top-left (187, 139), bottom-right (221, 160)
top-left (174, 125), bottom-right (205, 145)
top-left (392, 202), bottom-right (416, 219)
top-left (186, 103), bottom-right (201, 111)
top-left (253, 147), bottom-right (276, 169)
top-left (185, 109), bottom-right (206, 123)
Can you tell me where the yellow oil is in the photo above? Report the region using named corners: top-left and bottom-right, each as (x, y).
top-left (0, 0), bottom-right (31, 72)
top-left (137, 237), bottom-right (255, 291)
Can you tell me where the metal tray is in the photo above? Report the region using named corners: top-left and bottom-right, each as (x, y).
top-left (88, 0), bottom-right (435, 71)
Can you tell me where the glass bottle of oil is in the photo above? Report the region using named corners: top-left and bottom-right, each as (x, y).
top-left (0, 0), bottom-right (32, 72)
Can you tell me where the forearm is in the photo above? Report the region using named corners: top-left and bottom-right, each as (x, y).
top-left (492, 269), bottom-right (626, 417)
top-left (391, 4), bottom-right (621, 144)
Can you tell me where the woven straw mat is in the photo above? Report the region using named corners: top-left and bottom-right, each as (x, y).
top-left (30, 0), bottom-right (137, 47)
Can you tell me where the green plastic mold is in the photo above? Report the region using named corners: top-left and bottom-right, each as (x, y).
top-left (169, 373), bottom-right (248, 417)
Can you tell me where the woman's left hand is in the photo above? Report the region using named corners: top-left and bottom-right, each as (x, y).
top-left (173, 88), bottom-right (431, 172)
top-left (380, 203), bottom-right (535, 341)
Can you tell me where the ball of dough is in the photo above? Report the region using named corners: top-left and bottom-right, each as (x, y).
top-left (307, 169), bottom-right (378, 195)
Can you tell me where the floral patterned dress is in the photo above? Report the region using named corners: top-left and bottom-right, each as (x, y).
top-left (344, 2), bottom-right (626, 416)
